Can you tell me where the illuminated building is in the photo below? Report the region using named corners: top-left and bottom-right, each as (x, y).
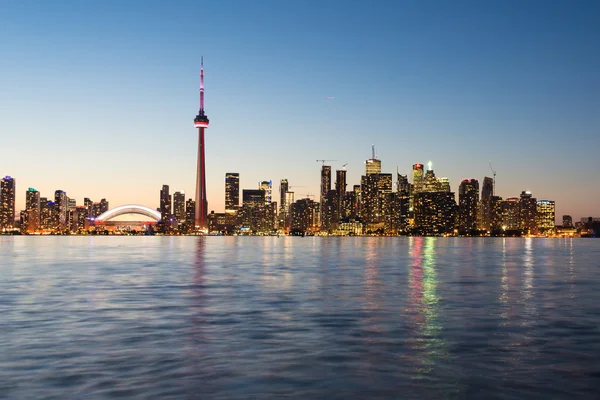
top-left (335, 169), bottom-right (347, 222)
top-left (225, 173), bottom-right (240, 213)
top-left (479, 177), bottom-right (494, 230)
top-left (99, 199), bottom-right (109, 215)
top-left (54, 190), bottom-right (68, 231)
top-left (25, 188), bottom-right (40, 233)
top-left (562, 215), bottom-right (573, 228)
top-left (291, 197), bottom-right (318, 234)
top-left (279, 179), bottom-right (289, 227)
top-left (413, 191), bottom-right (457, 235)
top-left (437, 177), bottom-right (451, 192)
top-left (160, 185), bottom-right (172, 225)
top-left (0, 176), bottom-right (16, 230)
top-left (412, 164), bottom-right (424, 193)
top-left (490, 196), bottom-right (503, 231)
top-left (193, 57), bottom-right (210, 230)
top-left (259, 180), bottom-right (272, 205)
top-left (243, 189), bottom-right (265, 205)
top-left (458, 179), bottom-right (479, 232)
top-left (321, 189), bottom-right (336, 231)
top-left (502, 197), bottom-right (520, 231)
top-left (360, 173), bottom-right (392, 231)
top-left (84, 198), bottom-right (93, 218)
top-left (185, 199), bottom-right (196, 228)
top-left (40, 198), bottom-right (52, 230)
top-left (208, 211), bottom-right (236, 234)
top-left (173, 191), bottom-right (186, 226)
top-left (536, 200), bottom-right (555, 232)
top-left (519, 191), bottom-right (537, 234)
top-left (365, 146), bottom-right (382, 175)
top-left (320, 166), bottom-right (331, 228)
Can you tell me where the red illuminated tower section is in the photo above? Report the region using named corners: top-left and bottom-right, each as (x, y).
top-left (194, 57), bottom-right (209, 231)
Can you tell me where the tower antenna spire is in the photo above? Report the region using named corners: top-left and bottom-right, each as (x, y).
top-left (199, 56), bottom-right (205, 112)
top-left (372, 145), bottom-right (375, 160)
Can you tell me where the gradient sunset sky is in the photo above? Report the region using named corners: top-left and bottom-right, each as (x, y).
top-left (1, 0), bottom-right (599, 221)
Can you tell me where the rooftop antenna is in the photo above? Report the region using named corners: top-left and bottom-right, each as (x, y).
top-left (372, 145), bottom-right (376, 159)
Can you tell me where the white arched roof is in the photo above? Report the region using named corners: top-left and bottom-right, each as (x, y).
top-left (95, 205), bottom-right (161, 222)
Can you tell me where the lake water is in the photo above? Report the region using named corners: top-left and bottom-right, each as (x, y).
top-left (1, 237), bottom-right (599, 399)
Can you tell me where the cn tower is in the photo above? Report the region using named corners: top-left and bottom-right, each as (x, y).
top-left (193, 57), bottom-right (209, 231)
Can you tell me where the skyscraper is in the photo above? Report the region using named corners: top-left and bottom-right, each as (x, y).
top-left (479, 177), bottom-right (494, 230)
top-left (186, 199), bottom-right (196, 228)
top-left (173, 191), bottom-right (186, 225)
top-left (193, 57), bottom-right (210, 230)
top-left (320, 165), bottom-right (331, 228)
top-left (412, 164), bottom-right (424, 193)
top-left (365, 146), bottom-right (381, 175)
top-left (0, 176), bottom-right (16, 230)
top-left (458, 179), bottom-right (479, 232)
top-left (519, 191), bottom-right (537, 235)
top-left (563, 215), bottom-right (573, 228)
top-left (25, 188), bottom-right (40, 233)
top-left (335, 169), bottom-right (347, 222)
top-left (259, 180), bottom-right (273, 205)
top-left (225, 173), bottom-right (240, 213)
top-left (160, 185), bottom-right (171, 223)
top-left (536, 200), bottom-right (555, 232)
top-left (54, 190), bottom-right (68, 231)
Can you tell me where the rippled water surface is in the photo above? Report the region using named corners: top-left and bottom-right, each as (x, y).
top-left (1, 237), bottom-right (600, 399)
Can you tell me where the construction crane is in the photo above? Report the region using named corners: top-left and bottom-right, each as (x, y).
top-left (316, 159), bottom-right (337, 166)
top-left (489, 161), bottom-right (497, 196)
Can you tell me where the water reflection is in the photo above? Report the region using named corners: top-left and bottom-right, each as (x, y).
top-left (407, 237), bottom-right (446, 376)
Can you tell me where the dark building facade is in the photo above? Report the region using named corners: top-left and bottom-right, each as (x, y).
top-left (458, 179), bottom-right (479, 232)
top-left (413, 191), bottom-right (457, 235)
top-left (225, 173), bottom-right (240, 213)
top-left (1, 176), bottom-right (16, 230)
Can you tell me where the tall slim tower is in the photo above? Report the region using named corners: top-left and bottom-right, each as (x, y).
top-left (194, 57), bottom-right (210, 230)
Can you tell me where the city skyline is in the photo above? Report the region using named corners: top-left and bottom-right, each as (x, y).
top-left (2, 1), bottom-right (599, 221)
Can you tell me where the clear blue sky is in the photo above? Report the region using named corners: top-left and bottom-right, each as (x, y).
top-left (1, 0), bottom-right (599, 221)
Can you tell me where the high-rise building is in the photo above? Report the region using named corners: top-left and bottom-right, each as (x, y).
top-left (54, 190), bottom-right (68, 231)
top-left (490, 196), bottom-right (503, 231)
top-left (536, 200), bottom-right (555, 232)
top-left (225, 173), bottom-right (240, 213)
top-left (173, 191), bottom-right (186, 225)
top-left (99, 198), bottom-right (109, 215)
top-left (335, 169), bottom-right (347, 222)
top-left (479, 177), bottom-right (494, 230)
top-left (40, 198), bottom-right (52, 230)
top-left (84, 198), bottom-right (93, 219)
top-left (458, 179), bottom-right (479, 232)
top-left (519, 191), bottom-right (537, 235)
top-left (291, 198), bottom-right (319, 234)
top-left (185, 199), bottom-right (196, 228)
top-left (25, 188), bottom-right (40, 233)
top-left (320, 165), bottom-right (331, 228)
top-left (412, 164), bottom-right (424, 193)
top-left (413, 191), bottom-right (457, 235)
top-left (502, 197), bottom-right (520, 230)
top-left (563, 215), bottom-right (573, 228)
top-left (259, 180), bottom-right (273, 205)
top-left (193, 57), bottom-right (210, 230)
top-left (160, 185), bottom-right (171, 223)
top-left (365, 146), bottom-right (382, 175)
top-left (0, 176), bottom-right (16, 230)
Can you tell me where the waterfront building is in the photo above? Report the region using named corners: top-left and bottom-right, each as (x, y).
top-left (160, 185), bottom-right (172, 226)
top-left (54, 190), bottom-right (68, 231)
top-left (479, 177), bottom-right (494, 230)
top-left (520, 191), bottom-right (538, 234)
top-left (502, 197), bottom-right (521, 231)
top-left (0, 176), bottom-right (16, 230)
top-left (99, 199), bottom-right (109, 215)
top-left (536, 200), bottom-right (555, 233)
top-left (25, 188), bottom-right (40, 233)
top-left (562, 215), bottom-right (573, 228)
top-left (291, 197), bottom-right (318, 234)
top-left (320, 166), bottom-right (331, 228)
top-left (413, 191), bottom-right (457, 235)
top-left (458, 179), bottom-right (479, 232)
top-left (173, 191), bottom-right (186, 227)
top-left (185, 199), bottom-right (196, 230)
top-left (225, 173), bottom-right (240, 213)
top-left (490, 196), bottom-right (503, 232)
top-left (335, 169), bottom-right (347, 222)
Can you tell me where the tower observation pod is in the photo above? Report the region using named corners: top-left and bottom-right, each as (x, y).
top-left (194, 57), bottom-right (210, 231)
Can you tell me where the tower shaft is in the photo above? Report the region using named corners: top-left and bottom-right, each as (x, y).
top-left (195, 127), bottom-right (207, 229)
